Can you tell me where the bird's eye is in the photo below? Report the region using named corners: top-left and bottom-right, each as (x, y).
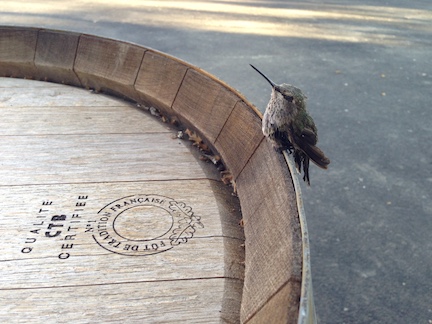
top-left (283, 94), bottom-right (294, 102)
top-left (275, 86), bottom-right (294, 102)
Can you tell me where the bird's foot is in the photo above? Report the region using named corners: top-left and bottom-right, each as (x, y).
top-left (272, 143), bottom-right (294, 154)
top-left (273, 146), bottom-right (294, 154)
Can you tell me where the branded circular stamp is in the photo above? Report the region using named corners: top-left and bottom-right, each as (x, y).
top-left (93, 194), bottom-right (204, 256)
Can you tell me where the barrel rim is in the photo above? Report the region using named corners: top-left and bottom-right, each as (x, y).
top-left (0, 25), bottom-right (316, 324)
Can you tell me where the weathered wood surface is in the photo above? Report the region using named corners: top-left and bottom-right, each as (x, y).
top-left (0, 78), bottom-right (244, 323)
top-left (0, 27), bottom-right (315, 324)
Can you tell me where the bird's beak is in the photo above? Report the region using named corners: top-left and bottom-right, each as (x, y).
top-left (250, 64), bottom-right (277, 89)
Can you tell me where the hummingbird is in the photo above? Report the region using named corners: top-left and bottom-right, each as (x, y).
top-left (250, 64), bottom-right (330, 185)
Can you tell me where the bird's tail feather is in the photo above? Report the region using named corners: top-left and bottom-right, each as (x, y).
top-left (303, 145), bottom-right (330, 169)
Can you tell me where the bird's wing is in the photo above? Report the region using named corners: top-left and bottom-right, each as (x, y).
top-left (294, 132), bottom-right (330, 169)
top-left (291, 112), bottom-right (330, 169)
top-left (300, 127), bottom-right (318, 145)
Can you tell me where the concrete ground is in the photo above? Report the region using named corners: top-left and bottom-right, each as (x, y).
top-left (2, 1), bottom-right (431, 323)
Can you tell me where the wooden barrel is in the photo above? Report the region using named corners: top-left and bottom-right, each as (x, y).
top-left (0, 26), bottom-right (316, 323)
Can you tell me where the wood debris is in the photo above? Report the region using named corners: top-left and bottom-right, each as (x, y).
top-left (184, 128), bottom-right (210, 153)
top-left (221, 170), bottom-right (237, 194)
top-left (137, 103), bottom-right (237, 195)
top-left (149, 106), bottom-right (161, 117)
top-left (199, 153), bottom-right (221, 165)
top-left (176, 131), bottom-right (184, 139)
top-left (161, 115), bottom-right (169, 123)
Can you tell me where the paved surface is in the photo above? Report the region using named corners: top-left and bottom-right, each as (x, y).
top-left (2, 1), bottom-right (432, 323)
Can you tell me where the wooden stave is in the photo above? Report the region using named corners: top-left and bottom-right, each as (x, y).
top-left (0, 26), bottom-right (316, 324)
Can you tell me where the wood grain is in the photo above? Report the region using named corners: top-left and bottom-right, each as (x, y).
top-left (35, 29), bottom-right (81, 86)
top-left (236, 139), bottom-right (302, 323)
top-left (0, 27), bottom-right (38, 78)
top-left (172, 68), bottom-right (240, 143)
top-left (243, 281), bottom-right (302, 324)
top-left (0, 106), bottom-right (165, 135)
top-left (0, 84), bottom-right (130, 107)
top-left (0, 78), bottom-right (244, 323)
top-left (0, 279), bottom-right (231, 323)
top-left (0, 27), bottom-right (311, 322)
top-left (215, 100), bottom-right (264, 179)
top-left (135, 50), bottom-right (188, 115)
top-left (74, 35), bottom-right (146, 101)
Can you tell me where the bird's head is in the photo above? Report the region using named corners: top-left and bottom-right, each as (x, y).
top-left (250, 64), bottom-right (307, 108)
